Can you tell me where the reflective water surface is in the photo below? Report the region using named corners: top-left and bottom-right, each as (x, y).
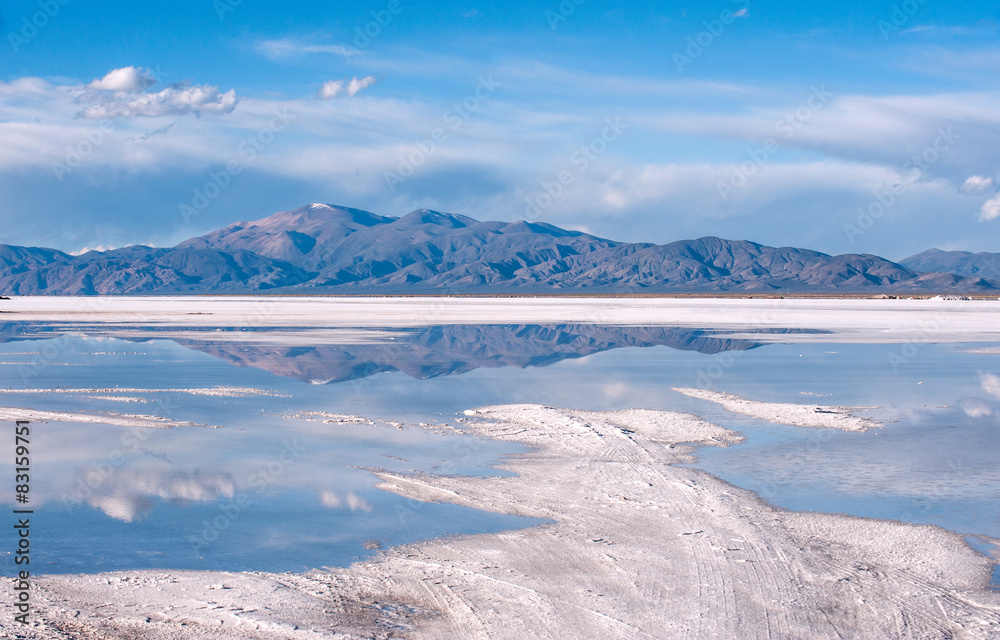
top-left (0, 320), bottom-right (997, 580)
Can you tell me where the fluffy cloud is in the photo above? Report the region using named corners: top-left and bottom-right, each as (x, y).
top-left (77, 84), bottom-right (239, 119)
top-left (317, 76), bottom-right (376, 100)
top-left (74, 66), bottom-right (240, 119)
top-left (979, 194), bottom-right (1000, 221)
top-left (69, 244), bottom-right (116, 256)
top-left (962, 175), bottom-right (994, 194)
top-left (318, 80), bottom-right (343, 100)
top-left (87, 66), bottom-right (157, 92)
top-left (347, 76), bottom-right (376, 96)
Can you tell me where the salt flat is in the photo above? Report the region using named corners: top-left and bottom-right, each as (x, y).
top-left (10, 402), bottom-right (999, 639)
top-left (4, 297), bottom-right (999, 639)
top-left (5, 295), bottom-right (1000, 344)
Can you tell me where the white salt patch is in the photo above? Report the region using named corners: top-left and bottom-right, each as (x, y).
top-left (672, 388), bottom-right (881, 431)
top-left (284, 411), bottom-right (373, 425)
top-left (0, 386), bottom-right (288, 398)
top-left (0, 407), bottom-right (213, 428)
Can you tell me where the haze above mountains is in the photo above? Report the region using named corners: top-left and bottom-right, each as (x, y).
top-left (1, 203), bottom-right (997, 295)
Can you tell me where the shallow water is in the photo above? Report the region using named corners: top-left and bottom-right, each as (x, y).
top-left (0, 321), bottom-right (997, 580)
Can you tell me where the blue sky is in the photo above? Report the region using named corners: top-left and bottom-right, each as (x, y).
top-left (2, 0), bottom-right (999, 258)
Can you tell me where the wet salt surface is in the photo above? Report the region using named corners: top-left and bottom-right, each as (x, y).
top-left (0, 326), bottom-right (997, 581)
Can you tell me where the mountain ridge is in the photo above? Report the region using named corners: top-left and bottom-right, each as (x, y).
top-left (899, 249), bottom-right (1000, 280)
top-left (1, 203), bottom-right (996, 295)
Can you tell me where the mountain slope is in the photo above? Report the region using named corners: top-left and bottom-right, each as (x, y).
top-left (0, 245), bottom-right (73, 274)
top-left (0, 246), bottom-right (313, 295)
top-left (900, 249), bottom-right (1000, 280)
top-left (1, 203), bottom-right (997, 294)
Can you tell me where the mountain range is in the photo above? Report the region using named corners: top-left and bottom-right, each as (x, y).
top-left (1, 203), bottom-right (997, 295)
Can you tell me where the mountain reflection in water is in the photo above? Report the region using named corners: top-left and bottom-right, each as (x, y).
top-left (0, 323), bottom-right (827, 385)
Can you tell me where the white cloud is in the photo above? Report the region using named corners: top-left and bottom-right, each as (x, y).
top-left (317, 80), bottom-right (343, 100)
top-left (641, 91), bottom-right (1000, 187)
top-left (590, 160), bottom-right (913, 216)
top-left (87, 66), bottom-right (157, 92)
top-left (69, 245), bottom-right (116, 255)
top-left (962, 175), bottom-right (994, 194)
top-left (347, 76), bottom-right (376, 97)
top-left (980, 194), bottom-right (1000, 221)
top-left (899, 25), bottom-right (937, 35)
top-left (77, 84), bottom-right (239, 119)
top-left (733, 7), bottom-right (749, 17)
top-left (256, 39), bottom-right (356, 59)
top-left (981, 372), bottom-right (1000, 397)
top-left (317, 76), bottom-right (376, 100)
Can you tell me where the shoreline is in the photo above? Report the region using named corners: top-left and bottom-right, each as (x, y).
top-left (10, 403), bottom-right (1000, 639)
top-left (5, 297), bottom-right (1000, 345)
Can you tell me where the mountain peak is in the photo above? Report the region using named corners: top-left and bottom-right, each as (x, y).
top-left (260, 203), bottom-right (395, 227)
top-left (394, 209), bottom-right (477, 228)
top-left (175, 204), bottom-right (396, 264)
